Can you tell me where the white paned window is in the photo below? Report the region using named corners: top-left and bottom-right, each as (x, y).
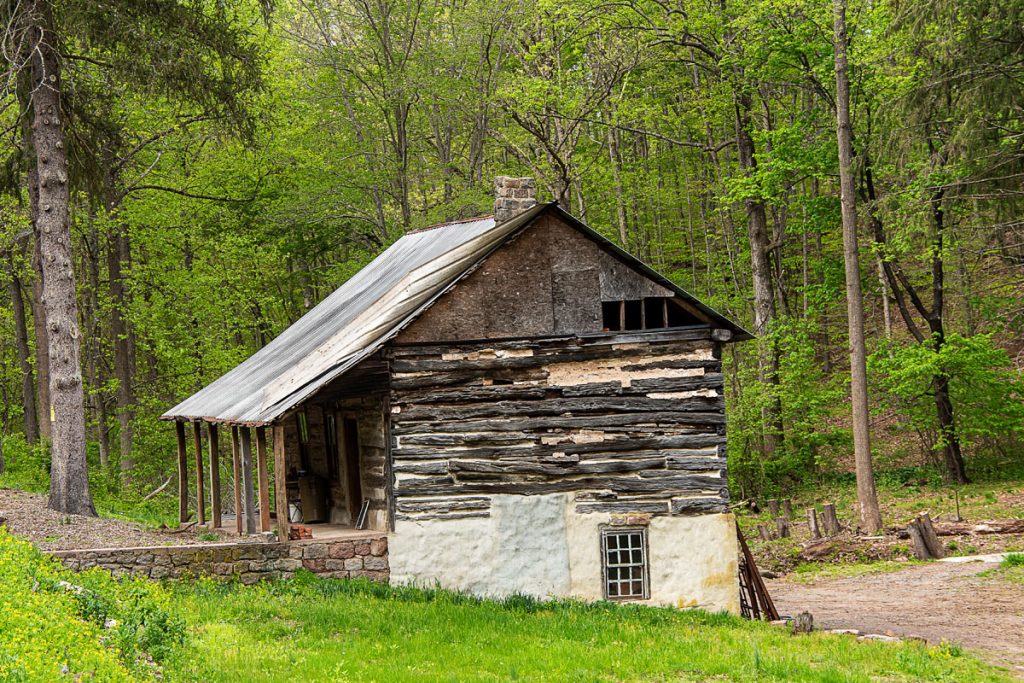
top-left (601, 528), bottom-right (650, 600)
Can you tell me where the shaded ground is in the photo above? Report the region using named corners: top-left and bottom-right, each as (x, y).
top-left (0, 488), bottom-right (233, 550)
top-left (768, 558), bottom-right (1024, 676)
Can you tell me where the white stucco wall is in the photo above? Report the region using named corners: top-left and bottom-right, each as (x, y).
top-left (388, 493), bottom-right (739, 613)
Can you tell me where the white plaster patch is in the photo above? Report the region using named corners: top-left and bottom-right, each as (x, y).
top-left (647, 389), bottom-right (718, 399)
top-left (389, 493), bottom-right (572, 599)
top-left (497, 348), bottom-right (535, 358)
top-left (544, 353), bottom-right (708, 388)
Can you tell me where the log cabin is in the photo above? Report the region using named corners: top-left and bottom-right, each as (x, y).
top-left (161, 176), bottom-right (752, 612)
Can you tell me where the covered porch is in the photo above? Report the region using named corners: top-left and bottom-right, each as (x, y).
top-left (172, 373), bottom-right (391, 541)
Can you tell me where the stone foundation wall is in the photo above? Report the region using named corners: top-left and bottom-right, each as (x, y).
top-left (53, 536), bottom-right (389, 585)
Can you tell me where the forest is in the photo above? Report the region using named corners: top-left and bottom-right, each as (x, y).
top-left (1, 0), bottom-right (1023, 516)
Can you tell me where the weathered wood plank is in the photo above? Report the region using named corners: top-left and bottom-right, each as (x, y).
top-left (255, 426), bottom-right (271, 533)
top-left (192, 422), bottom-right (205, 526)
top-left (208, 424), bottom-right (221, 529)
top-left (231, 426), bottom-right (242, 535)
top-left (273, 424), bottom-right (290, 542)
top-left (392, 412), bottom-right (726, 436)
top-left (393, 434), bottom-right (725, 462)
top-left (395, 396), bottom-right (725, 423)
top-left (396, 497), bottom-right (491, 513)
top-left (671, 498), bottom-right (731, 515)
top-left (575, 501), bottom-right (670, 514)
top-left (449, 458), bottom-right (665, 478)
top-left (239, 427), bottom-right (257, 535)
top-left (175, 421), bottom-right (188, 524)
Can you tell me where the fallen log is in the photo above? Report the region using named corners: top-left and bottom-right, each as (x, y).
top-left (933, 520), bottom-right (1024, 536)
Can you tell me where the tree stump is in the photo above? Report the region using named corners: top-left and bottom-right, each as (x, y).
top-left (781, 499), bottom-right (793, 521)
top-left (807, 508), bottom-right (821, 539)
top-left (767, 499), bottom-right (780, 517)
top-left (907, 518), bottom-right (932, 560)
top-left (792, 611), bottom-right (814, 634)
top-left (758, 523), bottom-right (773, 541)
top-left (917, 512), bottom-right (944, 559)
top-left (821, 503), bottom-right (841, 536)
top-left (776, 517), bottom-right (790, 539)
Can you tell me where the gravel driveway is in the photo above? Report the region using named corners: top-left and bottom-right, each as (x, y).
top-left (768, 558), bottom-right (1024, 676)
top-left (0, 488), bottom-right (231, 551)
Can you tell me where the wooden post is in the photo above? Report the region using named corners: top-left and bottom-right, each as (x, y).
top-left (208, 424), bottom-right (222, 529)
top-left (231, 426), bottom-right (242, 535)
top-left (807, 508), bottom-right (821, 539)
top-left (781, 499), bottom-right (793, 521)
top-left (239, 427), bottom-right (257, 534)
top-left (821, 503), bottom-right (841, 536)
top-left (758, 523), bottom-right (773, 541)
top-left (273, 424), bottom-right (290, 542)
top-left (255, 426), bottom-right (271, 533)
top-left (766, 499), bottom-right (780, 518)
top-left (175, 421), bottom-right (188, 524)
top-left (192, 422), bottom-right (205, 526)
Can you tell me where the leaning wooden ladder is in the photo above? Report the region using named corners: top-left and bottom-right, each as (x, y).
top-left (736, 522), bottom-right (779, 621)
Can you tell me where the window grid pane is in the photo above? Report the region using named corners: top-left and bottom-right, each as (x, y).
top-left (602, 529), bottom-right (649, 600)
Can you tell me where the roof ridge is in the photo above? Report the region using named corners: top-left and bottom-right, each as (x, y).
top-left (407, 214), bottom-right (494, 234)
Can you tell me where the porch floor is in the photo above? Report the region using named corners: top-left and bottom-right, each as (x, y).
top-left (214, 515), bottom-right (383, 541)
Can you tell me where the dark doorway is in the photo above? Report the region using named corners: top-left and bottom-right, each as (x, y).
top-left (341, 418), bottom-right (362, 520)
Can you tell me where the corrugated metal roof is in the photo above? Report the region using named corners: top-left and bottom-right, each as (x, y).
top-left (162, 203), bottom-right (750, 425)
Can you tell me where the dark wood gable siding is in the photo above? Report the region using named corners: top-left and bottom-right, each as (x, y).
top-left (386, 332), bottom-right (729, 521)
top-left (398, 213), bottom-right (680, 343)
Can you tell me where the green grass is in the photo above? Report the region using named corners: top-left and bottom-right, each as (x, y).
top-left (161, 573), bottom-right (1012, 683)
top-left (787, 559), bottom-right (925, 584)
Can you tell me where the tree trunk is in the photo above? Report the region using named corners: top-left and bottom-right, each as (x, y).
top-left (17, 66), bottom-right (51, 444)
top-left (926, 185), bottom-right (969, 484)
top-left (734, 92), bottom-right (783, 456)
top-left (8, 264), bottom-right (38, 443)
top-left (107, 214), bottom-right (135, 476)
top-left (28, 2), bottom-right (94, 516)
top-left (833, 0), bottom-right (881, 533)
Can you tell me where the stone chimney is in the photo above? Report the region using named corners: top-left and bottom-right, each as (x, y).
top-left (494, 176), bottom-right (537, 224)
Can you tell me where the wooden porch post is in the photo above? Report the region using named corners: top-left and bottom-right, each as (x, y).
top-left (231, 426), bottom-right (243, 535)
top-left (273, 424), bottom-right (290, 542)
top-left (239, 427), bottom-right (257, 534)
top-left (175, 421), bottom-right (188, 524)
top-left (208, 423), bottom-right (222, 528)
top-left (192, 422), bottom-right (206, 526)
top-left (255, 427), bottom-right (271, 533)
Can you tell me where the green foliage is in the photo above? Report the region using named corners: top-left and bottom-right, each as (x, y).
top-left (728, 318), bottom-right (849, 497)
top-left (0, 529), bottom-right (184, 681)
top-left (869, 334), bottom-right (1024, 465)
top-left (1003, 553), bottom-right (1024, 568)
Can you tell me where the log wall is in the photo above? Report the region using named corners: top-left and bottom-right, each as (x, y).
top-left (387, 331), bottom-right (728, 522)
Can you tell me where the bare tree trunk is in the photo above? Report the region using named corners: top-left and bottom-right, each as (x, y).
top-left (8, 262), bottom-right (38, 443)
top-left (834, 0), bottom-right (881, 532)
top-left (107, 214), bottom-right (135, 476)
top-left (30, 245), bottom-right (51, 442)
top-left (27, 1), bottom-right (94, 515)
top-left (734, 92), bottom-right (783, 456)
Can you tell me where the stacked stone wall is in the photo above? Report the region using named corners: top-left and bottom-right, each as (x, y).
top-left (53, 536), bottom-right (389, 585)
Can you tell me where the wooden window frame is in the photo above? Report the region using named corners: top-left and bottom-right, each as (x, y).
top-left (601, 527), bottom-right (650, 601)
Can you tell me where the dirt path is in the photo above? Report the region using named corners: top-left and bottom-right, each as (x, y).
top-left (0, 488), bottom-right (233, 551)
top-left (768, 559), bottom-right (1024, 675)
